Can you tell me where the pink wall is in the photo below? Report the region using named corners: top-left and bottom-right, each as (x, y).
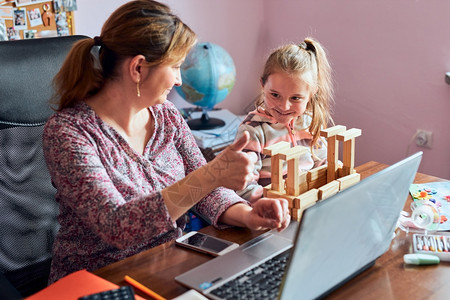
top-left (74, 0), bottom-right (450, 179)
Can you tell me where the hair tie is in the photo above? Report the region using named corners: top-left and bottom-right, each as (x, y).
top-left (93, 36), bottom-right (104, 47)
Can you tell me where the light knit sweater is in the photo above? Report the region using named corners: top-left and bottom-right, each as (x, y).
top-left (235, 109), bottom-right (328, 201)
top-left (43, 100), bottom-right (245, 283)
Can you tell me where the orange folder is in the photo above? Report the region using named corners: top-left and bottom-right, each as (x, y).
top-left (25, 269), bottom-right (145, 300)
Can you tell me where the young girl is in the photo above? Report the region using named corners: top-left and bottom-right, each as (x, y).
top-left (236, 37), bottom-right (334, 202)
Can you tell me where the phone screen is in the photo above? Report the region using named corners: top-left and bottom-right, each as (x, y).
top-left (182, 232), bottom-right (231, 253)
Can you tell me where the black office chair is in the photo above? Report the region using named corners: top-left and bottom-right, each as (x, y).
top-left (0, 35), bottom-right (88, 298)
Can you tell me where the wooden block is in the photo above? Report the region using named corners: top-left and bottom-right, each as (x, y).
top-left (293, 188), bottom-right (319, 208)
top-left (337, 128), bottom-right (361, 176)
top-left (298, 172), bottom-right (308, 195)
top-left (262, 141), bottom-right (291, 156)
top-left (326, 136), bottom-right (338, 182)
top-left (267, 189), bottom-right (296, 208)
top-left (318, 180), bottom-right (340, 200)
top-left (336, 128), bottom-right (362, 141)
top-left (341, 139), bottom-right (355, 176)
top-left (286, 158), bottom-right (300, 196)
top-left (278, 145), bottom-right (308, 161)
top-left (291, 204), bottom-right (316, 221)
top-left (320, 125), bottom-right (347, 183)
top-left (307, 165), bottom-right (327, 181)
top-left (337, 173), bottom-right (360, 190)
top-left (308, 177), bottom-right (327, 189)
top-left (271, 155), bottom-right (283, 192)
top-left (319, 125), bottom-right (347, 138)
top-left (291, 208), bottom-right (302, 221)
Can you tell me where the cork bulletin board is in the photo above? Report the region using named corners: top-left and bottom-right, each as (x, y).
top-left (0, 0), bottom-right (77, 41)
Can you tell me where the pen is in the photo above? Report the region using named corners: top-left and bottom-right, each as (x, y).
top-left (124, 275), bottom-right (166, 300)
top-left (436, 236), bottom-right (442, 252)
top-left (423, 236), bottom-right (429, 251)
top-left (443, 236), bottom-right (449, 252)
top-left (429, 236), bottom-right (436, 252)
top-left (416, 235), bottom-right (423, 251)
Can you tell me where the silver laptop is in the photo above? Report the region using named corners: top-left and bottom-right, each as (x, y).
top-left (176, 152), bottom-right (423, 300)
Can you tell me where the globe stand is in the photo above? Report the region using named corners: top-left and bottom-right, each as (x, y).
top-left (187, 109), bottom-right (225, 130)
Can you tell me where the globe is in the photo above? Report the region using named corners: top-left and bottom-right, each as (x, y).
top-left (175, 42), bottom-right (236, 130)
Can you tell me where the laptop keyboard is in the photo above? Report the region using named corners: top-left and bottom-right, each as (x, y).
top-left (209, 250), bottom-right (290, 299)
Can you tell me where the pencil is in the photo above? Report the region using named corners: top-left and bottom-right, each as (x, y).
top-left (124, 275), bottom-right (166, 300)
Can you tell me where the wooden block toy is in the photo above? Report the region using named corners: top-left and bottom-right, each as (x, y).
top-left (337, 128), bottom-right (362, 176)
top-left (307, 164), bottom-right (327, 181)
top-left (297, 172), bottom-right (309, 195)
top-left (293, 188), bottom-right (319, 208)
top-left (336, 128), bottom-right (362, 141)
top-left (285, 164), bottom-right (307, 196)
top-left (318, 180), bottom-right (340, 200)
top-left (291, 208), bottom-right (302, 221)
top-left (291, 189), bottom-right (319, 221)
top-left (262, 141), bottom-right (291, 156)
top-left (337, 173), bottom-right (361, 190)
top-left (338, 167), bottom-right (358, 178)
top-left (307, 165), bottom-right (327, 189)
top-left (263, 181), bottom-right (285, 197)
top-left (261, 125), bottom-right (361, 210)
top-left (320, 125), bottom-right (347, 183)
top-left (308, 177), bottom-right (327, 190)
top-left (271, 155), bottom-right (283, 192)
top-left (262, 141), bottom-right (290, 192)
top-left (266, 189), bottom-right (296, 208)
top-left (319, 125), bottom-right (347, 138)
top-left (278, 145), bottom-right (308, 161)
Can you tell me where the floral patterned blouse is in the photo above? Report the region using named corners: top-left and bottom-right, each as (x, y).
top-left (43, 101), bottom-right (245, 283)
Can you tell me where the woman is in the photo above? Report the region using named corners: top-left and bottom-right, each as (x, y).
top-left (43, 0), bottom-right (289, 283)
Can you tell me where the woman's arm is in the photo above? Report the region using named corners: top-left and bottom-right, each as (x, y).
top-left (162, 131), bottom-right (257, 220)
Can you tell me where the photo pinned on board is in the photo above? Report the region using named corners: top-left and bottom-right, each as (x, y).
top-left (0, 20), bottom-right (6, 41)
top-left (14, 0), bottom-right (48, 6)
top-left (27, 7), bottom-right (43, 27)
top-left (6, 26), bottom-right (20, 40)
top-left (55, 11), bottom-right (69, 36)
top-left (23, 28), bottom-right (37, 39)
top-left (13, 8), bottom-right (27, 30)
top-left (53, 0), bottom-right (77, 13)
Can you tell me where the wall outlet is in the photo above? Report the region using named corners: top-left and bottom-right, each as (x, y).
top-left (415, 129), bottom-right (433, 148)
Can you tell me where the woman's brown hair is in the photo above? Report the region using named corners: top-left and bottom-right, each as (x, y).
top-left (52, 0), bottom-right (197, 110)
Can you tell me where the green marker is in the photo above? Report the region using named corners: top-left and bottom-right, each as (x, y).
top-left (403, 253), bottom-right (440, 265)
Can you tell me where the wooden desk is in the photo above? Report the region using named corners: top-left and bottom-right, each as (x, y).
top-left (93, 161), bottom-right (450, 299)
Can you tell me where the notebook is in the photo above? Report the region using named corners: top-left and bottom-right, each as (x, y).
top-left (175, 152), bottom-right (423, 300)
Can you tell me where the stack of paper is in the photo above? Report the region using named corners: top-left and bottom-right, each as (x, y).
top-left (189, 109), bottom-right (245, 149)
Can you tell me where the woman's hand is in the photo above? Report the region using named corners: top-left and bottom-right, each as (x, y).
top-left (206, 131), bottom-right (257, 191)
top-left (245, 198), bottom-right (290, 232)
top-left (220, 198), bottom-right (290, 232)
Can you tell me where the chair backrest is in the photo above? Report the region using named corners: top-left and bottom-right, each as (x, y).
top-left (0, 35), bottom-right (88, 297)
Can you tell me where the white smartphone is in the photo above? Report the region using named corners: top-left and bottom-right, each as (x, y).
top-left (175, 231), bottom-right (239, 256)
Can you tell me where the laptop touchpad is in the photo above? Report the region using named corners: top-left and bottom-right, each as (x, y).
top-left (243, 234), bottom-right (292, 258)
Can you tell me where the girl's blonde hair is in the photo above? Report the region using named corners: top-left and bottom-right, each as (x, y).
top-left (52, 0), bottom-right (197, 110)
top-left (257, 37), bottom-right (334, 149)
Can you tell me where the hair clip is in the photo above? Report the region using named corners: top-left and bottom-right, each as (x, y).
top-left (93, 36), bottom-right (104, 47)
top-left (299, 42), bottom-right (307, 50)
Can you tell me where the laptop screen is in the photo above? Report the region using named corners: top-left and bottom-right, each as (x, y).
top-left (280, 152), bottom-right (422, 300)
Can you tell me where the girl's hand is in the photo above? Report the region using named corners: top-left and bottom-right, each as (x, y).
top-left (245, 198), bottom-right (290, 232)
